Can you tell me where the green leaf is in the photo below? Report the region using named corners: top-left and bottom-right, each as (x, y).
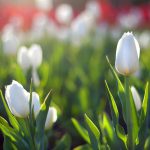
top-left (0, 90), bottom-right (19, 130)
top-left (73, 144), bottom-right (92, 150)
top-left (105, 80), bottom-right (119, 125)
top-left (71, 118), bottom-right (90, 144)
top-left (102, 113), bottom-right (122, 150)
top-left (140, 82), bottom-right (149, 125)
top-left (35, 90), bottom-right (53, 149)
top-left (84, 114), bottom-right (100, 150)
top-left (106, 56), bottom-right (127, 122)
top-left (0, 123), bottom-right (29, 150)
top-left (138, 82), bottom-right (149, 148)
top-left (0, 116), bottom-right (10, 128)
top-left (144, 136), bottom-right (150, 150)
top-left (116, 124), bottom-right (127, 146)
top-left (3, 136), bottom-right (17, 150)
top-left (125, 78), bottom-right (139, 149)
top-left (53, 134), bottom-right (71, 150)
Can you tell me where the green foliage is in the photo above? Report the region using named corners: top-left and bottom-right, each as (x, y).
top-left (73, 58), bottom-right (150, 150)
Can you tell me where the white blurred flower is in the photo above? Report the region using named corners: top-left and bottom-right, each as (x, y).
top-left (31, 92), bottom-right (41, 117)
top-left (55, 4), bottom-right (73, 25)
top-left (2, 30), bottom-right (20, 55)
top-left (118, 8), bottom-right (142, 29)
top-left (45, 107), bottom-right (57, 130)
top-left (17, 46), bottom-right (31, 71)
top-left (138, 31), bottom-right (150, 49)
top-left (131, 86), bottom-right (141, 111)
top-left (17, 44), bottom-right (42, 87)
top-left (115, 32), bottom-right (140, 76)
top-left (30, 13), bottom-right (50, 40)
top-left (35, 0), bottom-right (53, 11)
top-left (5, 80), bottom-right (30, 118)
top-left (70, 11), bottom-right (95, 45)
top-left (29, 44), bottom-right (43, 69)
top-left (85, 0), bottom-right (100, 18)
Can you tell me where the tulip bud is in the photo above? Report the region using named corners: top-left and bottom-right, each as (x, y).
top-left (45, 107), bottom-right (57, 130)
top-left (131, 86), bottom-right (141, 111)
top-left (2, 32), bottom-right (19, 55)
top-left (5, 80), bottom-right (30, 118)
top-left (17, 46), bottom-right (31, 71)
top-left (29, 44), bottom-right (43, 69)
top-left (115, 32), bottom-right (140, 76)
top-left (55, 4), bottom-right (73, 25)
top-left (31, 92), bottom-right (40, 117)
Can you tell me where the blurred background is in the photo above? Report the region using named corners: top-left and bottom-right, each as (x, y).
top-left (0, 0), bottom-right (150, 149)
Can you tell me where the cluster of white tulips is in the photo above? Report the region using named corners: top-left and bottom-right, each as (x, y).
top-left (17, 44), bottom-right (43, 86)
top-left (5, 80), bottom-right (57, 130)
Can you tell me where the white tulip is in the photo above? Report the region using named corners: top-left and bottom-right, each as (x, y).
top-left (2, 32), bottom-right (20, 55)
top-left (29, 44), bottom-right (43, 69)
top-left (55, 4), bottom-right (73, 25)
top-left (131, 86), bottom-right (141, 111)
top-left (115, 32), bottom-right (140, 76)
top-left (5, 80), bottom-right (30, 118)
top-left (85, 0), bottom-right (100, 18)
top-left (35, 0), bottom-right (53, 11)
top-left (31, 92), bottom-right (40, 117)
top-left (17, 46), bottom-right (31, 71)
top-left (45, 107), bottom-right (57, 130)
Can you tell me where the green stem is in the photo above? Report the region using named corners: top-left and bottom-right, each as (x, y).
top-left (125, 77), bottom-right (134, 150)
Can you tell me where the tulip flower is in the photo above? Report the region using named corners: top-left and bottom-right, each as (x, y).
top-left (115, 32), bottom-right (140, 76)
top-left (5, 80), bottom-right (30, 118)
top-left (35, 0), bottom-right (53, 11)
top-left (131, 86), bottom-right (141, 111)
top-left (28, 44), bottom-right (43, 69)
top-left (45, 107), bottom-right (57, 130)
top-left (55, 4), bottom-right (73, 25)
top-left (85, 0), bottom-right (100, 19)
top-left (17, 44), bottom-right (42, 86)
top-left (31, 92), bottom-right (41, 117)
top-left (17, 46), bottom-right (31, 71)
top-left (5, 80), bottom-right (41, 118)
top-left (2, 30), bottom-right (20, 55)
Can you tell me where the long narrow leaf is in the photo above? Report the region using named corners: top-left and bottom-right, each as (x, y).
top-left (72, 118), bottom-right (90, 144)
top-left (105, 80), bottom-right (119, 125)
top-left (84, 114), bottom-right (100, 150)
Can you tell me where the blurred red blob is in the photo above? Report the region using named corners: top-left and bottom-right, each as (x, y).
top-left (0, 2), bottom-right (149, 31)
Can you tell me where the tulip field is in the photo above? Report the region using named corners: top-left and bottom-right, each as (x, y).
top-left (0, 1), bottom-right (150, 150)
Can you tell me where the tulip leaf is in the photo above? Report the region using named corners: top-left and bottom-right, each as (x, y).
top-left (84, 114), bottom-right (100, 150)
top-left (53, 134), bottom-right (71, 150)
top-left (106, 57), bottom-right (127, 122)
top-left (71, 118), bottom-right (90, 144)
top-left (125, 78), bottom-right (139, 149)
top-left (138, 82), bottom-right (149, 148)
top-left (35, 90), bottom-right (52, 149)
top-left (105, 81), bottom-right (127, 147)
top-left (3, 136), bottom-right (17, 150)
top-left (140, 82), bottom-right (149, 125)
top-left (73, 144), bottom-right (92, 150)
top-left (144, 136), bottom-right (150, 150)
top-left (105, 80), bottom-right (119, 125)
top-left (0, 116), bottom-right (10, 128)
top-left (102, 113), bottom-right (123, 150)
top-left (116, 124), bottom-right (127, 146)
top-left (0, 90), bottom-right (19, 131)
top-left (0, 122), bottom-right (29, 150)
